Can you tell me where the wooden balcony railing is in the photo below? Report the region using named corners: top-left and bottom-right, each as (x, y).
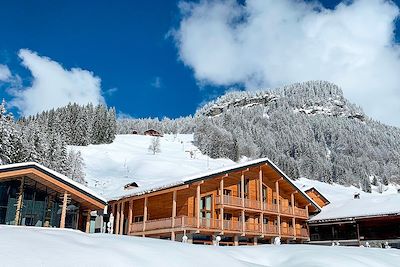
top-left (281, 227), bottom-right (294, 236)
top-left (216, 195), bottom-right (242, 207)
top-left (217, 196), bottom-right (308, 219)
top-left (129, 216), bottom-right (308, 238)
top-left (199, 218), bottom-right (221, 230)
top-left (263, 203), bottom-right (279, 213)
top-left (294, 207), bottom-right (308, 218)
top-left (244, 198), bottom-right (262, 210)
top-left (264, 224), bottom-right (278, 234)
top-left (223, 220), bottom-right (242, 231)
top-left (279, 205), bottom-right (292, 215)
top-left (298, 228), bottom-right (309, 237)
top-left (245, 222), bottom-right (262, 233)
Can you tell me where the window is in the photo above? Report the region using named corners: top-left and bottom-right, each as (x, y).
top-left (134, 216), bottom-right (144, 222)
top-left (223, 189), bottom-right (232, 196)
top-left (200, 195), bottom-right (212, 219)
top-left (263, 217), bottom-right (269, 225)
top-left (237, 178), bottom-right (250, 198)
top-left (223, 213), bottom-right (232, 221)
top-left (262, 186), bottom-right (267, 202)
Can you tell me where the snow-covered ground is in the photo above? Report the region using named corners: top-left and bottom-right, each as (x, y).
top-left (70, 134), bottom-right (233, 200)
top-left (1, 225), bottom-right (399, 267)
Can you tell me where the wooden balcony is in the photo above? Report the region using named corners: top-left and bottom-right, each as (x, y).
top-left (223, 220), bottom-right (242, 231)
top-left (294, 207), bottom-right (308, 218)
top-left (217, 195), bottom-right (307, 218)
top-left (129, 216), bottom-right (309, 239)
top-left (281, 227), bottom-right (294, 236)
top-left (264, 224), bottom-right (278, 235)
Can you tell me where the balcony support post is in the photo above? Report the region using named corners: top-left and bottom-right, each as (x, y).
top-left (171, 190), bottom-right (177, 241)
top-left (143, 197), bottom-right (148, 232)
top-left (220, 177), bottom-right (224, 231)
top-left (196, 184), bottom-right (201, 229)
top-left (275, 179), bottom-right (281, 236)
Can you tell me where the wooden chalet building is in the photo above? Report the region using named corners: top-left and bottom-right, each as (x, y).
top-left (144, 129), bottom-right (163, 137)
top-left (307, 189), bottom-right (400, 248)
top-left (0, 162), bottom-right (106, 232)
top-left (109, 158), bottom-right (321, 245)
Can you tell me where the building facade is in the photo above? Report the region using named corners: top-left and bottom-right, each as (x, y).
top-left (0, 162), bottom-right (106, 232)
top-left (110, 159), bottom-right (320, 245)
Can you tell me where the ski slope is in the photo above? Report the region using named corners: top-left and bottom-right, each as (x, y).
top-left (72, 133), bottom-right (400, 220)
top-left (70, 134), bottom-right (233, 200)
top-left (1, 225), bottom-right (399, 267)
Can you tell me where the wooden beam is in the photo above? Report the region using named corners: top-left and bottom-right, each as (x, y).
top-left (275, 180), bottom-right (281, 236)
top-left (241, 172), bottom-right (245, 207)
top-left (115, 203), bottom-right (120, 235)
top-left (196, 184), bottom-right (200, 229)
top-left (14, 177), bottom-right (25, 226)
top-left (220, 177), bottom-right (224, 232)
top-left (292, 217), bottom-right (296, 238)
top-left (128, 200), bottom-right (133, 234)
top-left (171, 190), bottom-right (177, 241)
top-left (85, 210), bottom-right (91, 233)
top-left (291, 192), bottom-right (295, 215)
top-left (172, 191), bottom-right (177, 227)
top-left (60, 191), bottom-right (68, 228)
top-left (119, 201), bottom-right (125, 235)
top-left (143, 197), bottom-right (148, 232)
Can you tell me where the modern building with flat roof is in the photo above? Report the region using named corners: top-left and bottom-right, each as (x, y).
top-left (0, 162), bottom-right (106, 232)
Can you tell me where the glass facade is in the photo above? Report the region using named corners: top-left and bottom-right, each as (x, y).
top-left (0, 178), bottom-right (80, 229)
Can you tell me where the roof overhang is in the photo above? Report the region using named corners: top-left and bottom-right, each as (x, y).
top-left (0, 163), bottom-right (106, 210)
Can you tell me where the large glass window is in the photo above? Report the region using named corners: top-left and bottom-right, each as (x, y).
top-left (0, 178), bottom-right (80, 229)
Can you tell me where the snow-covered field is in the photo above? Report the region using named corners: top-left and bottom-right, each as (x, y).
top-left (71, 134), bottom-right (233, 199)
top-left (1, 225), bottom-right (399, 267)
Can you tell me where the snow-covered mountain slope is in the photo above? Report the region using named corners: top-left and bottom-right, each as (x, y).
top-left (72, 133), bottom-right (399, 205)
top-left (198, 81), bottom-right (364, 121)
top-left (2, 225), bottom-right (399, 267)
top-left (70, 134), bottom-right (233, 200)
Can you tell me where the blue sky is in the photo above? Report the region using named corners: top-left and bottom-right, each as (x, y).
top-left (1, 0), bottom-right (400, 125)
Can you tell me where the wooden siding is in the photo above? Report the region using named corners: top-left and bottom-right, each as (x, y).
top-left (111, 163), bottom-right (314, 244)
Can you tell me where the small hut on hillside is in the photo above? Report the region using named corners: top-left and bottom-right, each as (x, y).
top-left (144, 129), bottom-right (163, 137)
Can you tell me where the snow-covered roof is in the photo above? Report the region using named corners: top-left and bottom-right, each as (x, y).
top-left (0, 162), bottom-right (107, 204)
top-left (308, 193), bottom-right (400, 222)
top-left (111, 157), bottom-right (321, 211)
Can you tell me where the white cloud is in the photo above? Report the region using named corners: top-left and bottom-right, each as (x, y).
top-left (9, 49), bottom-right (104, 116)
top-left (174, 0), bottom-right (400, 126)
top-left (0, 64), bottom-right (11, 81)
